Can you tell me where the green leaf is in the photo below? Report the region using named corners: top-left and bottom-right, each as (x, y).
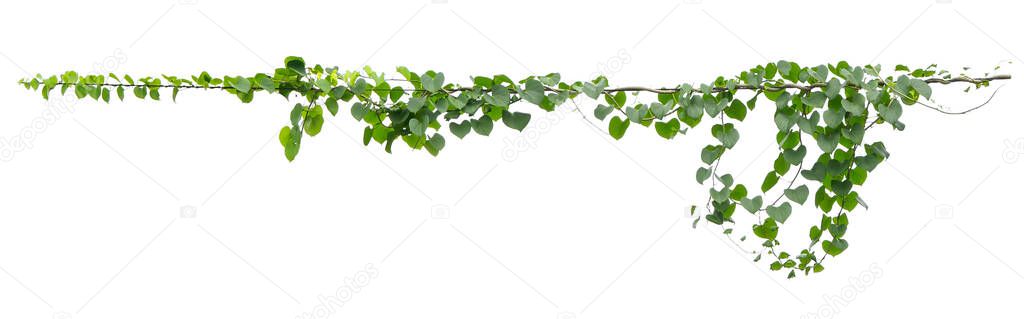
top-left (608, 116), bottom-right (630, 140)
top-left (784, 185), bottom-right (809, 204)
top-left (409, 118), bottom-right (427, 136)
top-left (315, 79), bottom-right (332, 92)
top-left (594, 104), bottom-right (614, 121)
top-left (282, 125), bottom-right (301, 162)
top-left (522, 79), bottom-right (546, 105)
top-left (700, 145), bottom-right (724, 165)
top-left (711, 123), bottom-right (740, 148)
top-left (655, 118), bottom-right (681, 140)
top-left (753, 218), bottom-right (778, 240)
top-left (761, 172), bottom-right (779, 192)
top-left (450, 120), bottom-right (472, 139)
top-left (741, 196), bottom-right (763, 213)
top-left (406, 97), bottom-right (427, 113)
top-left (724, 99), bottom-right (747, 121)
top-left (421, 73), bottom-right (445, 93)
top-left (803, 92), bottom-right (826, 109)
top-left (325, 98), bottom-right (339, 116)
top-left (582, 78), bottom-right (607, 99)
top-left (488, 85), bottom-right (511, 107)
top-left (878, 99), bottom-right (903, 124)
top-left (910, 79), bottom-right (932, 99)
top-left (372, 124), bottom-right (392, 143)
top-left (350, 102), bottom-right (370, 121)
top-left (232, 77), bottom-right (251, 93)
top-left (774, 111), bottom-right (795, 131)
top-left (718, 174), bottom-right (734, 187)
top-left (605, 91), bottom-right (627, 107)
top-left (650, 102), bottom-right (671, 118)
top-left (257, 76), bottom-right (276, 93)
top-left (389, 86), bottom-right (406, 102)
top-left (278, 126), bottom-right (291, 147)
top-left (133, 86), bottom-right (147, 99)
top-left (840, 94), bottom-right (866, 116)
top-left (425, 133), bottom-right (445, 156)
top-left (730, 184), bottom-right (748, 201)
top-left (696, 167), bottom-right (711, 184)
top-left (783, 145), bottom-right (806, 165)
top-left (823, 239), bottom-right (849, 256)
top-left (285, 56), bottom-right (306, 75)
top-left (502, 111), bottom-right (531, 131)
top-left (471, 117), bottom-right (494, 136)
top-left (766, 202), bottom-right (793, 224)
top-left (825, 78), bottom-right (842, 98)
top-left (303, 106), bottom-right (324, 136)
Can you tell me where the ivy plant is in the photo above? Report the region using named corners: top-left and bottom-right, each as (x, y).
top-left (18, 57), bottom-right (1010, 278)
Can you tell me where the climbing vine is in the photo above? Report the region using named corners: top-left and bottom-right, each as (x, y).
top-left (18, 57), bottom-right (1010, 278)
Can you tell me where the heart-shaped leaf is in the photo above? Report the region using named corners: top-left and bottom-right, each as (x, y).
top-left (594, 104), bottom-right (614, 120)
top-left (502, 111), bottom-right (531, 131)
top-left (471, 117), bottom-right (493, 136)
top-left (655, 119), bottom-right (681, 140)
top-left (408, 118), bottom-right (427, 136)
top-left (766, 202), bottom-right (792, 224)
top-left (741, 196), bottom-right (763, 213)
top-left (449, 121), bottom-right (472, 139)
top-left (784, 185), bottom-right (809, 204)
top-left (609, 116), bottom-right (629, 140)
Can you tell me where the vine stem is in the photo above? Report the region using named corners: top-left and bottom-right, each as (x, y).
top-left (32, 74), bottom-right (1011, 94)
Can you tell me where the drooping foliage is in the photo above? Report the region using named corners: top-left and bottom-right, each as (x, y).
top-left (18, 57), bottom-right (1010, 277)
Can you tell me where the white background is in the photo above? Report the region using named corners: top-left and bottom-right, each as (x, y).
top-left (2, 0), bottom-right (1023, 318)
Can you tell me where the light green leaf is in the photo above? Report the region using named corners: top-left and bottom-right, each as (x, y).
top-left (655, 118), bottom-right (681, 140)
top-left (608, 116), bottom-right (629, 140)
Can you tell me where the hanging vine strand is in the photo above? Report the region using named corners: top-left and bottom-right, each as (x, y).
top-left (18, 57), bottom-right (1012, 278)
